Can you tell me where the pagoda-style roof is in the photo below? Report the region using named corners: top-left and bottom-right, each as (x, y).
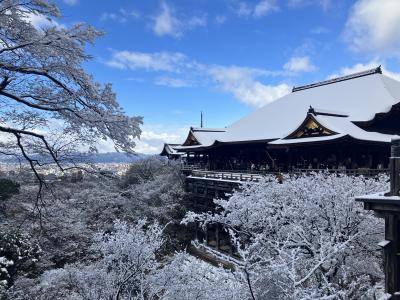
top-left (174, 68), bottom-right (400, 151)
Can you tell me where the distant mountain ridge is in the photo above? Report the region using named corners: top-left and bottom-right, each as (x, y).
top-left (85, 152), bottom-right (148, 163)
top-left (0, 152), bottom-right (150, 164)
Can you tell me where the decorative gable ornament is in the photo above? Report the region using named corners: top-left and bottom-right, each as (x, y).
top-left (285, 110), bottom-right (338, 139)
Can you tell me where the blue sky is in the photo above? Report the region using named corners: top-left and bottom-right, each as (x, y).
top-left (50, 0), bottom-right (400, 153)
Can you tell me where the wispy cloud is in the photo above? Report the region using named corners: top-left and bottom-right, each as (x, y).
top-left (100, 8), bottom-right (140, 23)
top-left (235, 0), bottom-right (279, 18)
top-left (153, 1), bottom-right (181, 37)
top-left (152, 1), bottom-right (206, 38)
top-left (154, 77), bottom-right (190, 88)
top-left (254, 0), bottom-right (279, 17)
top-left (106, 51), bottom-right (190, 72)
top-left (283, 56), bottom-right (317, 74)
top-left (106, 50), bottom-right (292, 107)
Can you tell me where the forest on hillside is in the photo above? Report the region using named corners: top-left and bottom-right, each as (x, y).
top-left (0, 159), bottom-right (390, 299)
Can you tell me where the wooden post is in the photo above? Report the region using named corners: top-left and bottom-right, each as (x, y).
top-left (356, 138), bottom-right (400, 299)
top-left (384, 215), bottom-right (400, 295)
top-left (195, 221), bottom-right (199, 241)
top-left (204, 223), bottom-right (208, 245)
top-left (385, 139), bottom-right (400, 298)
top-left (388, 139), bottom-right (400, 197)
top-left (216, 224), bottom-right (220, 250)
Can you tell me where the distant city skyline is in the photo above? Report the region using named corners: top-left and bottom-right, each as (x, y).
top-left (53, 0), bottom-right (400, 153)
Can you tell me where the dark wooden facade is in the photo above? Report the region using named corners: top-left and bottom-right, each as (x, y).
top-left (184, 138), bottom-right (390, 173)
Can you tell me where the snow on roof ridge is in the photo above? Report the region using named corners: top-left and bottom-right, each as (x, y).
top-left (308, 106), bottom-right (349, 117)
top-left (191, 127), bottom-right (226, 132)
top-left (292, 66), bottom-right (382, 93)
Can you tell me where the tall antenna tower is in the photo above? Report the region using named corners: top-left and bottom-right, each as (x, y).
top-left (200, 111), bottom-right (203, 128)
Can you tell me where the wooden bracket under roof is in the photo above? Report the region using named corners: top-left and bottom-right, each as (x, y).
top-left (292, 66), bottom-right (382, 93)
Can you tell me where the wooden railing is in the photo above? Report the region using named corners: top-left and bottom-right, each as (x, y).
top-left (186, 168), bottom-right (389, 182)
top-left (190, 170), bottom-right (264, 182)
top-left (292, 168), bottom-right (389, 177)
top-left (181, 164), bottom-right (202, 171)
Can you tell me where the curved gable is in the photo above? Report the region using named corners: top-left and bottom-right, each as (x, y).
top-left (285, 114), bottom-right (338, 139)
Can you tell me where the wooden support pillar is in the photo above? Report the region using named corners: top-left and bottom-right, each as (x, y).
top-left (216, 224), bottom-right (220, 250)
top-left (204, 223), bottom-right (208, 245)
top-left (356, 138), bottom-right (400, 299)
top-left (389, 154), bottom-right (400, 197)
top-left (195, 221), bottom-right (199, 241)
top-left (384, 214), bottom-right (400, 297)
top-left (193, 184), bottom-right (197, 196)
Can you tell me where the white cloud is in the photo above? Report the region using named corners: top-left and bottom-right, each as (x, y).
top-left (100, 12), bottom-right (121, 23)
top-left (152, 1), bottom-right (207, 38)
top-left (329, 61), bottom-right (400, 81)
top-left (96, 126), bottom-right (188, 154)
top-left (344, 0), bottom-right (400, 56)
top-left (254, 0), bottom-right (279, 17)
top-left (236, 2), bottom-right (252, 17)
top-left (153, 1), bottom-right (181, 37)
top-left (135, 127), bottom-right (187, 154)
top-left (235, 0), bottom-right (279, 18)
top-left (63, 0), bottom-right (79, 5)
top-left (106, 50), bottom-right (291, 107)
top-left (100, 9), bottom-right (140, 23)
top-left (319, 0), bottom-right (331, 11)
top-left (106, 51), bottom-right (188, 72)
top-left (283, 56), bottom-right (317, 73)
top-left (155, 77), bottom-right (189, 88)
top-left (209, 66), bottom-right (291, 107)
top-left (187, 16), bottom-right (207, 28)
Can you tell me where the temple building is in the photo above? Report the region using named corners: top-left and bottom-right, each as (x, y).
top-left (164, 67), bottom-right (400, 173)
top-left (160, 143), bottom-right (183, 160)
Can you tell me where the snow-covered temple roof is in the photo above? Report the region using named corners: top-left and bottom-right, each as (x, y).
top-left (160, 143), bottom-right (182, 156)
top-left (178, 127), bottom-right (226, 149)
top-left (269, 112), bottom-right (393, 146)
top-left (177, 67), bottom-right (400, 151)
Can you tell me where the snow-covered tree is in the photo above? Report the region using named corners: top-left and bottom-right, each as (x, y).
top-left (184, 173), bottom-right (389, 299)
top-left (8, 220), bottom-right (246, 300)
top-left (152, 252), bottom-right (247, 300)
top-left (9, 219), bottom-right (164, 300)
top-left (0, 0), bottom-right (142, 186)
top-left (0, 231), bottom-right (41, 291)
